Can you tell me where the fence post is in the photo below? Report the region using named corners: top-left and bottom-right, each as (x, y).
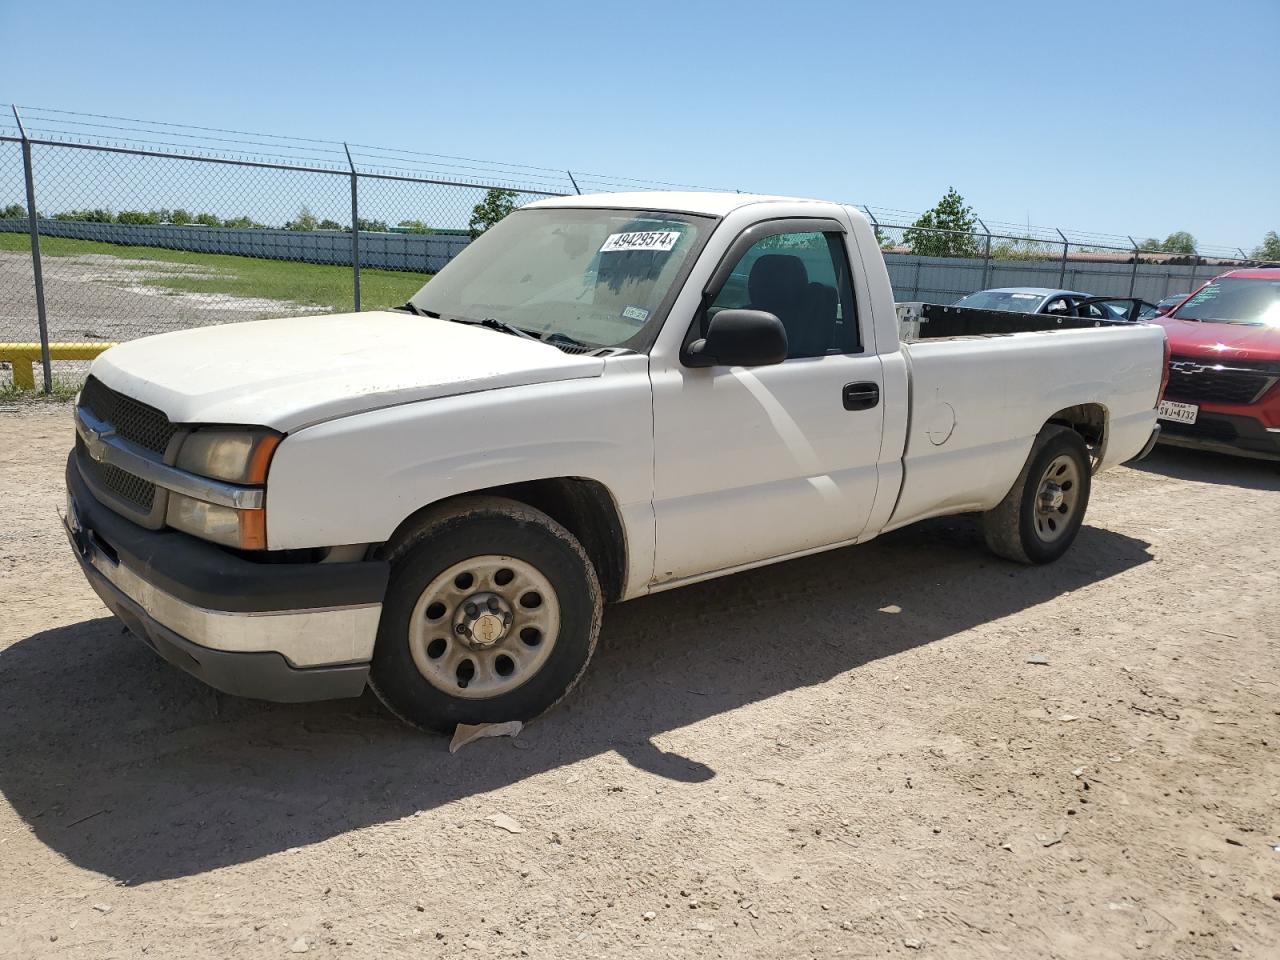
top-left (1127, 236), bottom-right (1140, 297)
top-left (344, 142), bottom-right (361, 312)
top-left (977, 218), bottom-right (992, 290)
top-left (861, 205), bottom-right (881, 242)
top-left (567, 170), bottom-right (581, 195)
top-left (1055, 228), bottom-right (1069, 288)
top-left (1187, 247), bottom-right (1199, 294)
top-left (12, 106), bottom-right (53, 393)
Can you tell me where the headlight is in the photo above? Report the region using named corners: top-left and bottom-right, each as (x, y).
top-left (167, 494), bottom-right (267, 550)
top-left (175, 428), bottom-right (281, 484)
top-left (168, 428), bottom-right (280, 549)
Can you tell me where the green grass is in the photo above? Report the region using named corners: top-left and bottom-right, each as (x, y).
top-left (0, 378), bottom-right (81, 402)
top-left (0, 232), bottom-right (430, 313)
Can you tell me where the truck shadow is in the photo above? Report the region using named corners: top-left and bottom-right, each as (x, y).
top-left (1130, 445), bottom-right (1280, 491)
top-left (0, 517), bottom-right (1151, 885)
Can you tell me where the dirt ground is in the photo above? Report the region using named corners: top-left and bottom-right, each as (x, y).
top-left (0, 250), bottom-right (317, 386)
top-left (0, 402), bottom-right (1277, 960)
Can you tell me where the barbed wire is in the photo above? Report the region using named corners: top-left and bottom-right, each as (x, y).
top-left (1, 102), bottom-right (1260, 255)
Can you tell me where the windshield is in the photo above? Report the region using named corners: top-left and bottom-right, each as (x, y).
top-left (1171, 277), bottom-right (1280, 326)
top-left (954, 290), bottom-right (1047, 313)
top-left (408, 207), bottom-right (713, 348)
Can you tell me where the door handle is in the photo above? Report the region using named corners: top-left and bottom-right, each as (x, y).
top-left (842, 382), bottom-right (879, 411)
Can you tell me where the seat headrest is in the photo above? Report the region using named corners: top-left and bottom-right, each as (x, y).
top-left (747, 254), bottom-right (808, 312)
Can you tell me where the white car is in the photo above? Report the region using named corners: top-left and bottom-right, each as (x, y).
top-left (64, 192), bottom-right (1166, 731)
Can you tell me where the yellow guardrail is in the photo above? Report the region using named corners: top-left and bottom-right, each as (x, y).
top-left (0, 342), bottom-right (115, 390)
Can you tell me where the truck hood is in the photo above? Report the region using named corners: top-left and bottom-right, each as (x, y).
top-left (90, 311), bottom-right (607, 431)
top-left (1154, 315), bottom-right (1280, 362)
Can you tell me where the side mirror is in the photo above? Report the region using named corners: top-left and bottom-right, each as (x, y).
top-left (683, 309), bottom-right (788, 368)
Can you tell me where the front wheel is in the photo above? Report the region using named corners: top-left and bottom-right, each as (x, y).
top-left (369, 497), bottom-right (602, 733)
top-left (982, 425), bottom-right (1092, 564)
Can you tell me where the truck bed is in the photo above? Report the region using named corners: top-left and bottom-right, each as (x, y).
top-left (884, 320), bottom-right (1164, 532)
top-left (896, 302), bottom-right (1130, 341)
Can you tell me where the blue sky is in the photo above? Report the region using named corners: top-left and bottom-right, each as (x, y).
top-left (2, 0), bottom-right (1276, 249)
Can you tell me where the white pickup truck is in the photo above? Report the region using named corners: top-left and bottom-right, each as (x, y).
top-left (64, 192), bottom-right (1165, 731)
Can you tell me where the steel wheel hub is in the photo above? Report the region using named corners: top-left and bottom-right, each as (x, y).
top-left (1032, 454), bottom-right (1080, 543)
top-left (455, 591), bottom-right (513, 649)
top-left (409, 555), bottom-right (560, 700)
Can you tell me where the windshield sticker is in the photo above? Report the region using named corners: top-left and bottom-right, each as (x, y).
top-left (621, 305), bottom-right (650, 324)
top-left (1010, 293), bottom-right (1039, 300)
top-left (599, 230), bottom-right (681, 254)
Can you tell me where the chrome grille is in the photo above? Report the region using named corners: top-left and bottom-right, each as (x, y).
top-left (1164, 357), bottom-right (1280, 406)
top-left (75, 377), bottom-right (179, 525)
top-left (76, 434), bottom-right (157, 510)
top-left (79, 376), bottom-right (178, 455)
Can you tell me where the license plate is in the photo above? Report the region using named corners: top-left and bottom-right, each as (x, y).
top-left (1157, 400), bottom-right (1198, 424)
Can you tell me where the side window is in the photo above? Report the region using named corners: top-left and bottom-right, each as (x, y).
top-left (707, 230), bottom-right (859, 358)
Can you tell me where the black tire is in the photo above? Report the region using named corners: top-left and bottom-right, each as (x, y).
top-left (982, 425), bottom-right (1092, 564)
top-left (369, 496), bottom-right (602, 733)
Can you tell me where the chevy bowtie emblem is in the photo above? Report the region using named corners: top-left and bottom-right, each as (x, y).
top-left (79, 419), bottom-right (115, 462)
top-left (1169, 361), bottom-right (1212, 375)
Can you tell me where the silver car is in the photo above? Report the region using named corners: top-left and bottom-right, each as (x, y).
top-left (956, 287), bottom-right (1156, 323)
top-left (954, 287), bottom-right (1096, 315)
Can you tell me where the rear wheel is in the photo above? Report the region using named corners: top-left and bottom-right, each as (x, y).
top-left (982, 426), bottom-right (1092, 564)
top-left (369, 497), bottom-right (602, 733)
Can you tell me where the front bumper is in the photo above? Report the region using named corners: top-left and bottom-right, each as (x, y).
top-left (65, 454), bottom-right (389, 702)
top-left (1157, 412), bottom-right (1280, 462)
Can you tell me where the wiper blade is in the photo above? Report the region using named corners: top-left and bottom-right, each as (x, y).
top-left (478, 317), bottom-right (541, 340)
top-left (400, 302), bottom-right (440, 318)
top-left (445, 316), bottom-right (541, 341)
top-left (544, 331), bottom-right (591, 350)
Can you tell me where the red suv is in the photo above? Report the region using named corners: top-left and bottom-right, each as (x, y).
top-left (1154, 268), bottom-right (1280, 460)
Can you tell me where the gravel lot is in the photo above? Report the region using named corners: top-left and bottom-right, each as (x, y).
top-left (1, 403), bottom-right (1277, 959)
top-left (0, 249), bottom-right (316, 342)
top-left (0, 250), bottom-right (317, 385)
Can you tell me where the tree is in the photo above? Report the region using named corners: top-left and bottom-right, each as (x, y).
top-left (1, 203), bottom-right (27, 219)
top-left (223, 215), bottom-right (265, 229)
top-left (469, 188), bottom-right (517, 239)
top-left (317, 218), bottom-right (343, 230)
top-left (285, 205), bottom-right (318, 231)
top-left (194, 212), bottom-right (222, 227)
top-left (903, 187), bottom-right (978, 257)
top-left (53, 208), bottom-right (115, 223)
top-left (1160, 231), bottom-right (1196, 255)
top-left (397, 219), bottom-right (433, 234)
top-left (169, 208), bottom-right (193, 225)
top-left (1139, 231), bottom-right (1197, 254)
top-left (116, 210), bottom-right (160, 225)
top-left (1252, 230), bottom-right (1280, 261)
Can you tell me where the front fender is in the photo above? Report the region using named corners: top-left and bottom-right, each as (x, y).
top-left (265, 361), bottom-right (655, 594)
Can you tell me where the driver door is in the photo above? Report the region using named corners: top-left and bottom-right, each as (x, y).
top-left (648, 221), bottom-right (885, 585)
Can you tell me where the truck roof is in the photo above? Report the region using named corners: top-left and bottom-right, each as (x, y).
top-left (524, 190), bottom-right (839, 218)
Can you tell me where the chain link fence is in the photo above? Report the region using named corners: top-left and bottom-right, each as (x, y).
top-left (866, 215), bottom-right (1251, 307)
top-left (0, 104), bottom-right (1267, 391)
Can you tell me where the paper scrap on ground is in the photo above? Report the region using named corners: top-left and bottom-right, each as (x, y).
top-left (485, 812), bottom-right (525, 834)
top-left (449, 720), bottom-right (523, 754)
